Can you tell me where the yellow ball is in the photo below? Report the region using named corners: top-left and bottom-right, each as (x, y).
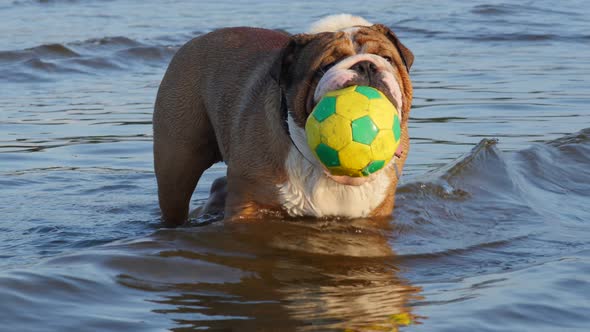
top-left (305, 85), bottom-right (401, 177)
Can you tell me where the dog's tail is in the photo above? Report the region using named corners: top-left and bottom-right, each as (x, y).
top-left (307, 14), bottom-right (372, 34)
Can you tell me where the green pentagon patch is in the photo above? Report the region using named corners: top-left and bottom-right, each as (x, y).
top-left (362, 160), bottom-right (385, 176)
top-left (315, 143), bottom-right (340, 167)
top-left (393, 114), bottom-right (401, 141)
top-left (312, 96), bottom-right (337, 122)
top-left (355, 86), bottom-right (382, 99)
top-left (351, 115), bottom-right (379, 145)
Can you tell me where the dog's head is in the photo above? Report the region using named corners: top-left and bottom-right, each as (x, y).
top-left (275, 21), bottom-right (413, 186)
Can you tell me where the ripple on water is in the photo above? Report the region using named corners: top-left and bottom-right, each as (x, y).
top-left (0, 37), bottom-right (178, 82)
top-left (0, 131), bottom-right (588, 330)
top-left (1, 0), bottom-right (590, 330)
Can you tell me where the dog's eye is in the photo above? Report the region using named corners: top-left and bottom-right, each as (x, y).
top-left (382, 56), bottom-right (393, 64)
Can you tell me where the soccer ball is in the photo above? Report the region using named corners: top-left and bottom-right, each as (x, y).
top-left (305, 85), bottom-right (401, 177)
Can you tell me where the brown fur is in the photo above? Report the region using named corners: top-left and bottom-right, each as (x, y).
top-left (154, 25), bottom-right (413, 226)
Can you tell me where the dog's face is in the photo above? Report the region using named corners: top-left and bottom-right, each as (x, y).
top-left (277, 24), bottom-right (413, 185)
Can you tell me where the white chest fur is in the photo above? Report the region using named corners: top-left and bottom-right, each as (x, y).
top-left (277, 147), bottom-right (390, 218)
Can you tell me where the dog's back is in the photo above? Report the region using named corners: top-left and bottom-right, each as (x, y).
top-left (153, 28), bottom-right (290, 225)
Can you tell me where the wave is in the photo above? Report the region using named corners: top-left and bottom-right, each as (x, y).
top-left (0, 134), bottom-right (152, 154)
top-left (401, 128), bottom-right (590, 200)
top-left (394, 26), bottom-right (590, 43)
top-left (393, 3), bottom-right (588, 43)
top-left (471, 3), bottom-right (582, 17)
top-left (456, 33), bottom-right (590, 43)
top-left (12, 0), bottom-right (86, 5)
top-left (0, 36), bottom-right (179, 82)
top-left (0, 130), bottom-right (588, 331)
top-left (393, 128), bottom-right (590, 258)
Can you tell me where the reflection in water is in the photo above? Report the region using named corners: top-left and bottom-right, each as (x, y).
top-left (111, 219), bottom-right (421, 331)
top-left (1, 130), bottom-right (589, 331)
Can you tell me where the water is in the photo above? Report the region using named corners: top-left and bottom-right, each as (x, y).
top-left (1, 0), bottom-right (589, 331)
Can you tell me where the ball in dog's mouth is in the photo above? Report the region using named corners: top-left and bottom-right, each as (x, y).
top-left (305, 85), bottom-right (401, 184)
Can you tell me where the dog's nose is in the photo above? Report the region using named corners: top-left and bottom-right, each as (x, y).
top-left (350, 61), bottom-right (378, 77)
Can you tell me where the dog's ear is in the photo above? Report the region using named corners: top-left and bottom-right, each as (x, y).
top-left (371, 24), bottom-right (414, 72)
top-left (271, 33), bottom-right (317, 87)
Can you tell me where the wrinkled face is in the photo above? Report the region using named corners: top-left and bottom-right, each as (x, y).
top-left (278, 24), bottom-right (414, 185)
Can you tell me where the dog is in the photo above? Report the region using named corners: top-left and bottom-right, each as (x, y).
top-left (153, 14), bottom-right (414, 226)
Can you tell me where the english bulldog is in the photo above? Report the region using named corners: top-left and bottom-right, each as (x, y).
top-left (153, 14), bottom-right (414, 226)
